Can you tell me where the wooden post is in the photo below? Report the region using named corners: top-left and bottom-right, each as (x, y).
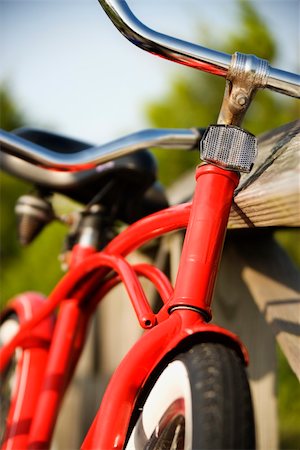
top-left (214, 233), bottom-right (300, 449)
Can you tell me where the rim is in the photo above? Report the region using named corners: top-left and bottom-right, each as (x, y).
top-left (126, 360), bottom-right (192, 450)
top-left (136, 399), bottom-right (185, 449)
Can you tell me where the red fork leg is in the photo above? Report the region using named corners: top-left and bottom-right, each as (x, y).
top-left (168, 164), bottom-right (239, 318)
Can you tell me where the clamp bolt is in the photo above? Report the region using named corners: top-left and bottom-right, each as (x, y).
top-left (236, 93), bottom-right (247, 106)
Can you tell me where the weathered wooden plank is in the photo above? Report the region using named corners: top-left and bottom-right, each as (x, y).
top-left (230, 120), bottom-right (300, 228)
top-left (213, 233), bottom-right (300, 448)
top-left (214, 237), bottom-right (279, 450)
top-left (167, 170), bottom-right (195, 205)
top-left (230, 233), bottom-right (300, 380)
top-left (215, 230), bottom-right (300, 380)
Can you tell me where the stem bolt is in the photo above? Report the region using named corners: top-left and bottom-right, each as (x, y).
top-left (236, 94), bottom-right (247, 106)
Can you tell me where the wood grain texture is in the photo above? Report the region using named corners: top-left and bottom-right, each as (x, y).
top-left (230, 120), bottom-right (300, 228)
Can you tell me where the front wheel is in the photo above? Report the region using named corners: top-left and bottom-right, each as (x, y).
top-left (126, 342), bottom-right (255, 449)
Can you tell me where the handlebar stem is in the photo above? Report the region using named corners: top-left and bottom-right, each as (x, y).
top-left (218, 52), bottom-right (269, 126)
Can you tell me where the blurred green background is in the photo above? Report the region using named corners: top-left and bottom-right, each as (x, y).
top-left (1, 0), bottom-right (299, 447)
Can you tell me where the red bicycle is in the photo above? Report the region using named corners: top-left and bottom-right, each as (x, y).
top-left (0, 1), bottom-right (299, 449)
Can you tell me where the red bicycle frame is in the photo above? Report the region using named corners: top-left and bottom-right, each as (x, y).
top-left (0, 164), bottom-right (247, 450)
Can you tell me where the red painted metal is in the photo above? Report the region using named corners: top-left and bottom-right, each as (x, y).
top-left (0, 293), bottom-right (63, 372)
top-left (69, 244), bottom-right (97, 269)
top-left (0, 163), bottom-right (246, 450)
top-left (78, 252), bottom-right (157, 328)
top-left (105, 202), bottom-right (191, 256)
top-left (28, 299), bottom-right (86, 449)
top-left (0, 207), bottom-right (189, 369)
top-left (87, 263), bottom-right (173, 313)
top-left (133, 264), bottom-right (174, 304)
top-left (82, 309), bottom-right (247, 450)
top-left (0, 252), bottom-right (158, 369)
top-left (1, 293), bottom-right (54, 450)
top-left (169, 165), bottom-right (239, 317)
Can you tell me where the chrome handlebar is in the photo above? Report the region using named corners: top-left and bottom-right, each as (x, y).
top-left (98, 0), bottom-right (300, 99)
top-left (1, 1), bottom-right (299, 174)
top-left (0, 128), bottom-right (201, 171)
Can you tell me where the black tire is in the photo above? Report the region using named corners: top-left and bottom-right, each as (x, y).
top-left (126, 342), bottom-right (255, 450)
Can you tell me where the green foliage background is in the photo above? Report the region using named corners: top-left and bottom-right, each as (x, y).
top-left (0, 87), bottom-right (66, 306)
top-left (1, 1), bottom-right (299, 447)
top-left (146, 0), bottom-right (298, 186)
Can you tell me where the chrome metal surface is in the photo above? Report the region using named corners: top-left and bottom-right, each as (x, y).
top-left (15, 195), bottom-right (54, 222)
top-left (267, 66), bottom-right (300, 98)
top-left (78, 227), bottom-right (100, 248)
top-left (228, 53), bottom-right (270, 88)
top-left (218, 53), bottom-right (270, 126)
top-left (0, 128), bottom-right (201, 171)
top-left (200, 125), bottom-right (257, 173)
top-left (98, 0), bottom-right (231, 77)
top-left (98, 0), bottom-right (300, 98)
top-left (1, 152), bottom-right (99, 188)
top-left (15, 195), bottom-right (54, 245)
